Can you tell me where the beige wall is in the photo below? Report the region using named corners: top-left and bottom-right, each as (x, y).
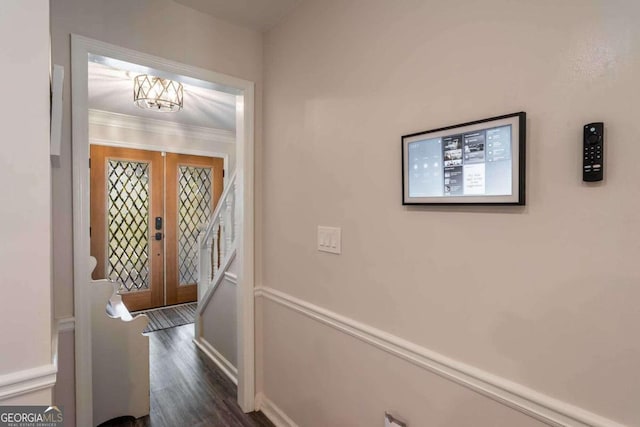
top-left (201, 255), bottom-right (239, 368)
top-left (261, 0), bottom-right (640, 425)
top-left (0, 0), bottom-right (52, 383)
top-left (50, 0), bottom-right (263, 319)
top-left (262, 300), bottom-right (547, 427)
top-left (201, 278), bottom-right (238, 368)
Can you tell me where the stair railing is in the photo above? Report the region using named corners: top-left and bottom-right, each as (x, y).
top-left (197, 172), bottom-right (237, 301)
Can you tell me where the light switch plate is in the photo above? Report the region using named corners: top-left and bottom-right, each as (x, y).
top-left (317, 226), bottom-right (341, 254)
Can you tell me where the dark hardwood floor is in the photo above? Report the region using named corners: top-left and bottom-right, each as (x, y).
top-left (99, 324), bottom-right (273, 427)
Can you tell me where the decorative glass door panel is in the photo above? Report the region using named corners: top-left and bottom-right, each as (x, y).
top-left (90, 146), bottom-right (164, 311)
top-left (178, 166), bottom-right (213, 286)
top-left (107, 159), bottom-right (151, 292)
top-left (90, 146), bottom-right (224, 310)
top-left (166, 153), bottom-right (224, 305)
top-left (91, 145), bottom-right (224, 311)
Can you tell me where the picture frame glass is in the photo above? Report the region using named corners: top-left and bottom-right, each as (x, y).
top-left (402, 113), bottom-right (525, 205)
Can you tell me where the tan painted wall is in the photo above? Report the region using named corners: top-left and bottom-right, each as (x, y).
top-left (0, 1), bottom-right (52, 382)
top-left (261, 0), bottom-right (640, 425)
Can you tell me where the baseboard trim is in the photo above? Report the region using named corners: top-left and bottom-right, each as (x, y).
top-left (255, 286), bottom-right (624, 427)
top-left (255, 392), bottom-right (298, 427)
top-left (0, 364), bottom-right (57, 401)
top-left (193, 337), bottom-right (238, 385)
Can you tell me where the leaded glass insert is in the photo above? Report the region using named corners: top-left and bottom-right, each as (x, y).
top-left (107, 159), bottom-right (150, 292)
top-left (178, 166), bottom-right (213, 285)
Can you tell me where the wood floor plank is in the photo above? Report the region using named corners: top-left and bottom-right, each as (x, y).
top-left (98, 324), bottom-right (273, 427)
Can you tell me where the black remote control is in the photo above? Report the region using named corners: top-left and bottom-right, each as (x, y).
top-left (583, 122), bottom-right (604, 182)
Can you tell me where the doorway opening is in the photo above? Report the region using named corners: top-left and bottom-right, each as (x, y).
top-left (90, 146), bottom-right (224, 311)
top-left (72, 36), bottom-right (255, 427)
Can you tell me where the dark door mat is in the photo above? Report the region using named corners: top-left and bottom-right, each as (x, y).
top-left (133, 302), bottom-right (198, 333)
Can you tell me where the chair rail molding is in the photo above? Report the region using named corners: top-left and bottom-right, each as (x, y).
top-left (254, 286), bottom-right (625, 427)
top-left (0, 364), bottom-right (57, 401)
top-left (0, 315), bottom-right (63, 401)
top-left (57, 316), bottom-right (76, 333)
top-left (224, 271), bottom-right (238, 285)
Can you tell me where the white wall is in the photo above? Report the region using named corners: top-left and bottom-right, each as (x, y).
top-left (200, 253), bottom-right (239, 374)
top-left (261, 0), bottom-right (640, 426)
top-left (201, 277), bottom-right (238, 368)
top-left (0, 0), bottom-right (52, 403)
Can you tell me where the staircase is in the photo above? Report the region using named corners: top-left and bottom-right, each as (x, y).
top-left (197, 171), bottom-right (237, 308)
top-left (193, 172), bottom-right (239, 381)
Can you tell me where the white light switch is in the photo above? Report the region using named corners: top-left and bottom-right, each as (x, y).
top-left (317, 226), bottom-right (341, 254)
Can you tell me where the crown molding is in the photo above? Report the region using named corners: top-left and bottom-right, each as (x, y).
top-left (88, 109), bottom-right (235, 144)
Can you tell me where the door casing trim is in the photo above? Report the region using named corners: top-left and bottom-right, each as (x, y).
top-left (71, 34), bottom-right (255, 426)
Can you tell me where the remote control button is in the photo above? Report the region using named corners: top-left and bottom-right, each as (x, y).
top-left (588, 134), bottom-right (599, 144)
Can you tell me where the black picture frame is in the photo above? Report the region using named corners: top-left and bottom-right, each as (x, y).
top-left (402, 112), bottom-right (526, 206)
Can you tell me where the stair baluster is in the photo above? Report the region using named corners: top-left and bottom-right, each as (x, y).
top-left (197, 172), bottom-right (237, 302)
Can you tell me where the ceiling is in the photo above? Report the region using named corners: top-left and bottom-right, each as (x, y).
top-left (173, 0), bottom-right (303, 31)
top-left (88, 58), bottom-right (237, 131)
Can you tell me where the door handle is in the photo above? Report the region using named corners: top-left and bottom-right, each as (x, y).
top-left (154, 232), bottom-right (163, 241)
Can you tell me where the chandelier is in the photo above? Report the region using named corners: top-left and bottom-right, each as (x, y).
top-left (133, 75), bottom-right (183, 112)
